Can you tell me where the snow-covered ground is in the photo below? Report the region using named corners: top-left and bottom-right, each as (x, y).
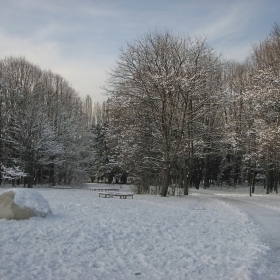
top-left (191, 185), bottom-right (280, 280)
top-left (0, 183), bottom-right (278, 280)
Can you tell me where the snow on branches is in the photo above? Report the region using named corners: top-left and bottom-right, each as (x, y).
top-left (1, 165), bottom-right (27, 180)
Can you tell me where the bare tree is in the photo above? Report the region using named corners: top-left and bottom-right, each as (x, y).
top-left (106, 31), bottom-right (221, 196)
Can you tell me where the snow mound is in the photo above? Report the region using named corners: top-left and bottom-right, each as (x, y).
top-left (0, 188), bottom-right (51, 220)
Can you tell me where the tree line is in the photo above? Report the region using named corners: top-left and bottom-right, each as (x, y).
top-left (102, 24), bottom-right (280, 196)
top-left (1, 24), bottom-right (279, 196)
top-left (0, 57), bottom-right (98, 187)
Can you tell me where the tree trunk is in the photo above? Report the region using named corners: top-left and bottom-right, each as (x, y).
top-left (39, 168), bottom-right (42, 185)
top-left (49, 163), bottom-right (55, 186)
top-left (27, 165), bottom-right (34, 188)
top-left (161, 163), bottom-right (171, 197)
top-left (204, 154), bottom-right (210, 188)
top-left (252, 163), bottom-right (256, 193)
top-left (233, 154), bottom-right (237, 187)
top-left (266, 168), bottom-right (270, 194)
top-left (276, 169), bottom-right (279, 194)
top-left (183, 163), bottom-right (189, 195)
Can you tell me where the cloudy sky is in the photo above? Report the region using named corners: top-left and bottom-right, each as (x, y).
top-left (1, 0), bottom-right (279, 103)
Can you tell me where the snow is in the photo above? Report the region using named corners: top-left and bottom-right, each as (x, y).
top-left (0, 184), bottom-right (278, 280)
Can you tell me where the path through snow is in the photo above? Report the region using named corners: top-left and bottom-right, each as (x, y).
top-left (192, 187), bottom-right (280, 280)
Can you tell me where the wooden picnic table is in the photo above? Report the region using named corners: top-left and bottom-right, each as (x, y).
top-left (98, 192), bottom-right (112, 198)
top-left (110, 193), bottom-right (134, 199)
top-left (98, 192), bottom-right (134, 199)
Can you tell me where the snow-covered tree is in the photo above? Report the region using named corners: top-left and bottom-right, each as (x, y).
top-left (105, 31), bottom-right (222, 196)
top-left (243, 23), bottom-right (280, 194)
top-left (0, 56), bottom-right (93, 186)
top-left (1, 165), bottom-right (27, 185)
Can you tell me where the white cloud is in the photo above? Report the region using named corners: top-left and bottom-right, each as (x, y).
top-left (193, 2), bottom-right (262, 62)
top-left (0, 30), bottom-right (107, 102)
top-left (1, 0), bottom-right (279, 104)
top-left (0, 29), bottom-right (61, 68)
top-left (55, 61), bottom-right (109, 103)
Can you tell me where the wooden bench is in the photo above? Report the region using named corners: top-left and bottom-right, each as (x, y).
top-left (52, 186), bottom-right (72, 189)
top-left (89, 187), bottom-right (119, 192)
top-left (98, 192), bottom-right (134, 199)
top-left (110, 193), bottom-right (134, 199)
top-left (99, 192), bottom-right (112, 198)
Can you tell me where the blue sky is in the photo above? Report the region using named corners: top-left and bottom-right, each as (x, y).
top-left (0, 0), bottom-right (279, 103)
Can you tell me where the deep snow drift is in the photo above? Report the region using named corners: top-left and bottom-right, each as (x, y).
top-left (0, 184), bottom-right (277, 280)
